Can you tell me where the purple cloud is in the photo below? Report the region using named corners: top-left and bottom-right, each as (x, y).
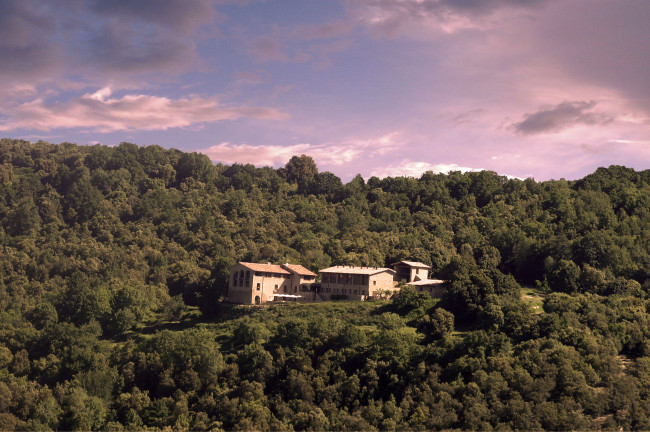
top-left (0, 0), bottom-right (218, 83)
top-left (512, 101), bottom-right (614, 135)
top-left (0, 2), bottom-right (61, 80)
top-left (89, 0), bottom-right (216, 34)
top-left (81, 0), bottom-right (217, 76)
top-left (345, 0), bottom-right (552, 34)
top-left (531, 1), bottom-right (650, 114)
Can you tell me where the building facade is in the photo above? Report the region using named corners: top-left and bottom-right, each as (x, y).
top-left (227, 262), bottom-right (317, 304)
top-left (392, 261), bottom-right (431, 283)
top-left (319, 266), bottom-right (397, 301)
top-left (227, 260), bottom-right (446, 304)
top-left (392, 260), bottom-right (447, 298)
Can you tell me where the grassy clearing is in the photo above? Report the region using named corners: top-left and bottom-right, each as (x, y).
top-left (520, 286), bottom-right (545, 314)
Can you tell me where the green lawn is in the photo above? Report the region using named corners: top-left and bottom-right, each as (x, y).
top-left (520, 286), bottom-right (545, 314)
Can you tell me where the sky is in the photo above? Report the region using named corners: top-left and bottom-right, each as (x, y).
top-left (1, 0), bottom-right (649, 182)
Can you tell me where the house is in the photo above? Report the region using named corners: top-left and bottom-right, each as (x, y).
top-left (227, 262), bottom-right (317, 304)
top-left (392, 260), bottom-right (447, 298)
top-left (319, 266), bottom-right (398, 300)
top-left (392, 261), bottom-right (432, 283)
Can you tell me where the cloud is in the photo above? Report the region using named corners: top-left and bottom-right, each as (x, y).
top-left (0, 0), bottom-right (218, 84)
top-left (247, 36), bottom-right (291, 63)
top-left (0, 88), bottom-right (289, 133)
top-left (89, 0), bottom-right (216, 34)
top-left (202, 142), bottom-right (336, 167)
top-left (292, 20), bottom-right (355, 41)
top-left (245, 19), bottom-right (354, 65)
top-left (81, 0), bottom-right (218, 75)
top-left (370, 160), bottom-right (483, 178)
top-left (345, 0), bottom-right (551, 35)
top-left (529, 1), bottom-right (650, 114)
top-left (200, 133), bottom-right (403, 167)
top-left (512, 101), bottom-right (614, 135)
top-left (0, 2), bottom-right (61, 80)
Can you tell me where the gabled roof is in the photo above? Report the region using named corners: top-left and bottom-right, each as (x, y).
top-left (319, 266), bottom-right (396, 276)
top-left (237, 262), bottom-right (290, 274)
top-left (391, 261), bottom-right (432, 269)
top-left (282, 264), bottom-right (317, 277)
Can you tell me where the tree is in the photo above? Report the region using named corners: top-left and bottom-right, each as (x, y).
top-left (282, 155), bottom-right (318, 183)
top-left (417, 308), bottom-right (455, 342)
top-left (546, 258), bottom-right (581, 293)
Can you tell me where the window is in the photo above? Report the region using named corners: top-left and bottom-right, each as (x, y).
top-left (256, 283), bottom-right (261, 291)
top-left (274, 284), bottom-right (278, 290)
top-left (373, 280), bottom-right (377, 286)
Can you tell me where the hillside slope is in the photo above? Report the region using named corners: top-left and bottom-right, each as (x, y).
top-left (1, 139), bottom-right (650, 429)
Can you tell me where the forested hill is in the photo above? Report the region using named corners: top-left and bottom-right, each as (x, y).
top-left (2, 138), bottom-right (650, 430)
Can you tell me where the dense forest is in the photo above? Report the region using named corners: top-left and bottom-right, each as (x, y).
top-left (1, 138), bottom-right (650, 430)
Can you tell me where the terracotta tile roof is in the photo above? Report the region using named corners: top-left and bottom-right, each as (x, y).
top-left (391, 261), bottom-right (432, 269)
top-left (238, 262), bottom-right (290, 274)
top-left (282, 264), bottom-right (317, 277)
top-left (319, 266), bottom-right (396, 275)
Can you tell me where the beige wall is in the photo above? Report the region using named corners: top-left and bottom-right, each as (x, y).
top-left (410, 267), bottom-right (429, 281)
top-left (320, 270), bottom-right (396, 300)
top-left (228, 264), bottom-right (291, 304)
top-left (227, 264), bottom-right (317, 304)
top-left (368, 271), bottom-right (399, 297)
top-left (411, 283), bottom-right (446, 298)
top-left (288, 274), bottom-right (316, 294)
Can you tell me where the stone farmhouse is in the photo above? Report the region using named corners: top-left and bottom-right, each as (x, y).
top-left (227, 260), bottom-right (447, 304)
top-left (319, 266), bottom-right (398, 301)
top-left (228, 262), bottom-right (317, 304)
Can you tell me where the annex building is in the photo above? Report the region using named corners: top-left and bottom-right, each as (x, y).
top-left (319, 266), bottom-right (397, 301)
top-left (392, 261), bottom-right (447, 297)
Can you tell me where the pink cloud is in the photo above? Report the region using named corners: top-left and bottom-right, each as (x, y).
top-left (245, 19), bottom-right (354, 65)
top-left (0, 88), bottom-right (289, 132)
top-left (344, 0), bottom-right (550, 36)
top-left (199, 132), bottom-right (403, 168)
top-left (370, 160), bottom-right (484, 178)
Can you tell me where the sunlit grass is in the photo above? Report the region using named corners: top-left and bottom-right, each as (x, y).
top-left (520, 286), bottom-right (545, 314)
